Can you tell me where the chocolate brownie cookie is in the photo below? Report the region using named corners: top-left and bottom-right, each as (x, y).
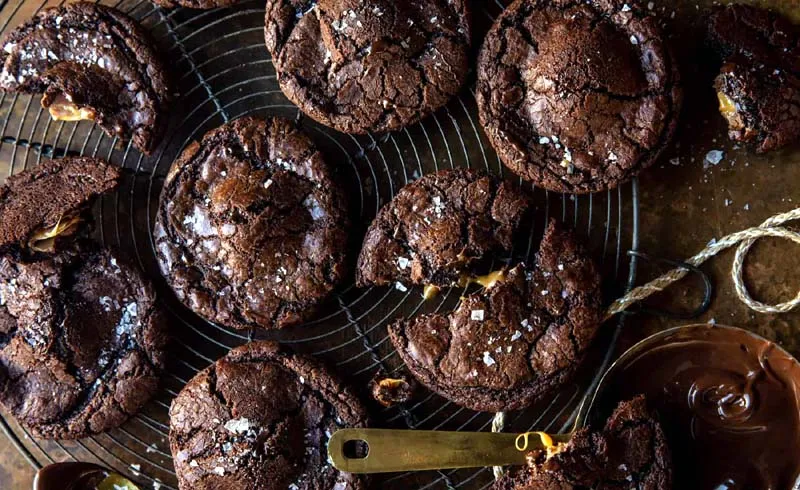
top-left (0, 157), bottom-right (119, 250)
top-left (356, 168), bottom-right (530, 289)
top-left (388, 219), bottom-right (602, 412)
top-left (0, 3), bottom-right (172, 154)
top-left (0, 242), bottom-right (169, 439)
top-left (155, 117), bottom-right (348, 331)
top-left (709, 4), bottom-right (800, 153)
top-left (477, 0), bottom-right (681, 193)
top-left (494, 395), bottom-right (672, 490)
top-left (264, 0), bottom-right (471, 134)
top-left (169, 341), bottom-right (368, 490)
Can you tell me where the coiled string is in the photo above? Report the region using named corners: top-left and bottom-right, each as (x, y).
top-left (605, 207), bottom-right (800, 319)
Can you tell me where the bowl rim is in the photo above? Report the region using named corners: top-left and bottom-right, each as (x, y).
top-left (575, 322), bottom-right (800, 430)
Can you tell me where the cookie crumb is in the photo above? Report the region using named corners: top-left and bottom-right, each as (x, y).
top-left (370, 371), bottom-right (417, 407)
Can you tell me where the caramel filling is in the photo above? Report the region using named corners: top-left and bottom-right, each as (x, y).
top-left (516, 431), bottom-right (568, 460)
top-left (28, 214), bottom-right (82, 252)
top-left (422, 270), bottom-right (505, 301)
top-left (717, 91), bottom-right (744, 130)
top-left (378, 378), bottom-right (405, 390)
top-left (45, 94), bottom-right (95, 122)
top-left (458, 269), bottom-right (506, 289)
top-left (422, 284), bottom-right (441, 300)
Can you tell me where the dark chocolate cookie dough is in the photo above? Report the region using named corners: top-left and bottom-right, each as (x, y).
top-left (265, 0), bottom-right (471, 134)
top-left (709, 4), bottom-right (800, 153)
top-left (155, 116), bottom-right (349, 331)
top-left (477, 0), bottom-right (681, 193)
top-left (0, 2), bottom-right (172, 154)
top-left (388, 220), bottom-right (602, 412)
top-left (494, 396), bottom-right (672, 490)
top-left (0, 242), bottom-right (169, 439)
top-left (169, 341), bottom-right (368, 490)
top-left (0, 156), bottom-right (119, 250)
top-left (356, 168), bottom-right (530, 289)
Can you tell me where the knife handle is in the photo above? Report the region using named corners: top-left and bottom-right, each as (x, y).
top-left (327, 428), bottom-right (571, 474)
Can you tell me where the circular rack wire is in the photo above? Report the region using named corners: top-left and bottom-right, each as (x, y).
top-left (0, 1), bottom-right (640, 489)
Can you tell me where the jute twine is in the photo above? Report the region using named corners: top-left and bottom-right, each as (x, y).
top-left (491, 206), bottom-right (800, 480)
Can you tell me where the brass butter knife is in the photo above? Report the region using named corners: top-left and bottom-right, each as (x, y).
top-left (327, 428), bottom-right (571, 474)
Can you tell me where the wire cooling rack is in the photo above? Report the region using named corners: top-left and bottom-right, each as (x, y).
top-left (0, 1), bottom-right (640, 488)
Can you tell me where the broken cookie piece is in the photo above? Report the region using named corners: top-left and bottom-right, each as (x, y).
top-left (0, 156), bottom-right (119, 250)
top-left (0, 157), bottom-right (168, 439)
top-left (388, 219), bottom-right (602, 412)
top-left (356, 168), bottom-right (531, 289)
top-left (709, 4), bottom-right (800, 153)
top-left (264, 0), bottom-right (471, 134)
top-left (494, 396), bottom-right (672, 490)
top-left (0, 3), bottom-right (172, 154)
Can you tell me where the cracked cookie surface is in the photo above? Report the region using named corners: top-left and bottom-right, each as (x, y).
top-left (477, 0), bottom-right (681, 193)
top-left (388, 219), bottom-right (602, 412)
top-left (0, 156), bottom-right (119, 250)
top-left (264, 0), bottom-right (471, 134)
top-left (0, 2), bottom-right (171, 154)
top-left (356, 168), bottom-right (530, 289)
top-left (169, 341), bottom-right (368, 490)
top-left (0, 242), bottom-right (169, 439)
top-left (155, 117), bottom-right (349, 331)
top-left (494, 395), bottom-right (672, 490)
top-left (709, 4), bottom-right (800, 153)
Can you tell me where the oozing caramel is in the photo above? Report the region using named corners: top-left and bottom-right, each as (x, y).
top-left (45, 94), bottom-right (95, 122)
top-left (716, 91), bottom-right (745, 130)
top-left (458, 270), bottom-right (506, 289)
top-left (28, 214), bottom-right (82, 252)
top-left (422, 270), bottom-right (506, 301)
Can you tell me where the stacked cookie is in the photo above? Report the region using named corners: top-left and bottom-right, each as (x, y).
top-left (0, 157), bottom-right (169, 439)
